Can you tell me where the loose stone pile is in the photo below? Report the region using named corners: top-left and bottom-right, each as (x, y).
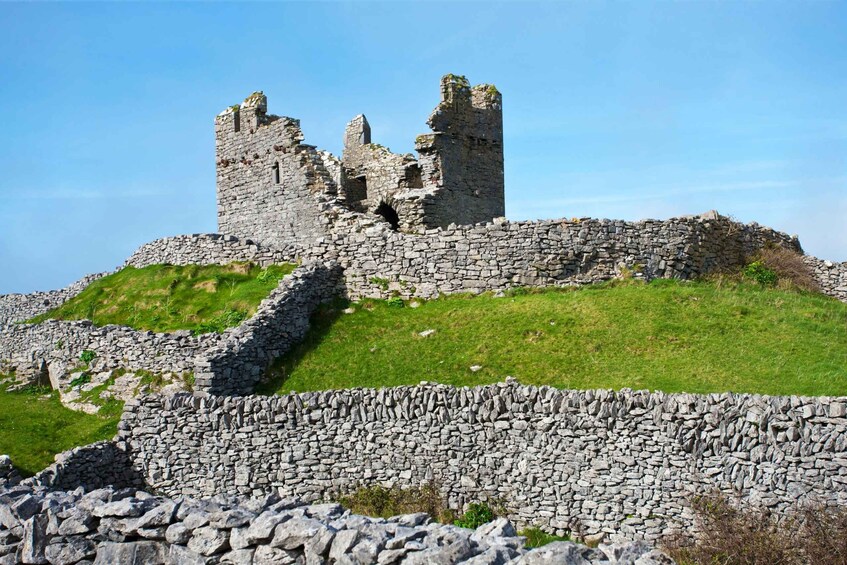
top-left (0, 481), bottom-right (675, 565)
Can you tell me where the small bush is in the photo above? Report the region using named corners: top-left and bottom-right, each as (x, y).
top-left (758, 247), bottom-right (820, 292)
top-left (386, 297), bottom-right (405, 308)
top-left (454, 502), bottom-right (495, 529)
top-left (743, 261), bottom-right (778, 286)
top-left (79, 350), bottom-right (96, 365)
top-left (337, 483), bottom-right (454, 523)
top-left (663, 494), bottom-right (847, 565)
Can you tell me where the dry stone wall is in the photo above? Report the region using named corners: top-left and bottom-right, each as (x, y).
top-left (119, 383), bottom-right (847, 543)
top-left (124, 233), bottom-right (294, 269)
top-left (311, 213), bottom-right (802, 300)
top-left (804, 256), bottom-right (847, 302)
top-left (0, 273), bottom-right (108, 328)
top-left (194, 262), bottom-right (345, 395)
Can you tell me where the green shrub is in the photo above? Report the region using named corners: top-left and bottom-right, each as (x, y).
top-left (454, 503), bottom-right (495, 529)
top-left (386, 297), bottom-right (405, 308)
top-left (79, 350), bottom-right (96, 365)
top-left (743, 261), bottom-right (778, 286)
top-left (521, 527), bottom-right (571, 548)
top-left (68, 373), bottom-right (91, 389)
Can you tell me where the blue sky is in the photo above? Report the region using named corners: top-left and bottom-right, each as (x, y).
top-left (1, 1), bottom-right (845, 294)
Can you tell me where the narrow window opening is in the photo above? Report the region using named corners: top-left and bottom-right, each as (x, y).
top-left (272, 162), bottom-right (280, 184)
top-left (375, 201), bottom-right (400, 231)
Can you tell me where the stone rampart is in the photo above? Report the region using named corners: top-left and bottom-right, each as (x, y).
top-left (314, 213), bottom-right (802, 299)
top-left (194, 261), bottom-right (345, 395)
top-left (119, 383), bottom-right (847, 542)
top-left (124, 233), bottom-right (294, 269)
top-left (24, 441), bottom-right (144, 492)
top-left (0, 273), bottom-right (108, 328)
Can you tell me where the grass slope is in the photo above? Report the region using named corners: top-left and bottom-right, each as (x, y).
top-left (259, 279), bottom-right (847, 397)
top-left (0, 375), bottom-right (119, 476)
top-left (30, 263), bottom-right (295, 334)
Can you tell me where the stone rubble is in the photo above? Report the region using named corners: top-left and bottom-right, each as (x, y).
top-left (0, 482), bottom-right (675, 565)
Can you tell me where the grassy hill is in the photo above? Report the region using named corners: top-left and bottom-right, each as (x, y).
top-left (0, 374), bottom-right (119, 476)
top-left (29, 262), bottom-right (295, 334)
top-left (258, 279), bottom-right (847, 398)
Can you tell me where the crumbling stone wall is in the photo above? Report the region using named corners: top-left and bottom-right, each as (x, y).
top-left (413, 74), bottom-right (505, 228)
top-left (0, 481), bottom-right (672, 565)
top-left (120, 383), bottom-right (847, 543)
top-left (215, 92), bottom-right (339, 250)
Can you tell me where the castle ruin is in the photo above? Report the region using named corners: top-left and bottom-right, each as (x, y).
top-left (215, 74), bottom-right (505, 247)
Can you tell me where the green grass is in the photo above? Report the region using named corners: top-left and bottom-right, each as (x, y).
top-left (258, 279), bottom-right (847, 397)
top-left (520, 527), bottom-right (572, 548)
top-left (29, 262), bottom-right (296, 334)
top-left (0, 373), bottom-right (119, 476)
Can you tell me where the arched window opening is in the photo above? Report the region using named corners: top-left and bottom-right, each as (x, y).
top-left (375, 201), bottom-right (400, 231)
top-left (272, 162), bottom-right (280, 184)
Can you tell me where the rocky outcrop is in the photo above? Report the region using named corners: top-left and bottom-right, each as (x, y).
top-left (0, 483), bottom-right (675, 565)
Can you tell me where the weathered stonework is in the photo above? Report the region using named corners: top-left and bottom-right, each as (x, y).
top-left (217, 75), bottom-right (504, 244)
top-left (803, 256), bottom-right (847, 302)
top-left (118, 383), bottom-right (847, 543)
top-left (215, 92), bottom-right (339, 251)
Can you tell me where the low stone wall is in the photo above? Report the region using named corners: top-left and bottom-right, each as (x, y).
top-left (0, 483), bottom-right (673, 565)
top-left (0, 273), bottom-right (108, 328)
top-left (24, 441), bottom-right (144, 492)
top-left (311, 213), bottom-right (802, 299)
top-left (194, 261), bottom-right (345, 395)
top-left (120, 383), bottom-right (847, 542)
top-left (0, 318), bottom-right (217, 387)
top-left (804, 256), bottom-right (847, 302)
top-left (124, 233), bottom-right (295, 269)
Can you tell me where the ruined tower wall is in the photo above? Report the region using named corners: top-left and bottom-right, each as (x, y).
top-left (414, 76), bottom-right (505, 228)
top-left (215, 93), bottom-right (336, 250)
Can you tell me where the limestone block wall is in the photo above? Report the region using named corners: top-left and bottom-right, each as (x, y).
top-left (804, 256), bottom-right (847, 302)
top-left (119, 384), bottom-right (847, 542)
top-left (124, 233), bottom-right (294, 269)
top-left (0, 273), bottom-right (108, 328)
top-left (193, 262), bottom-right (345, 395)
top-left (313, 214), bottom-right (801, 300)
